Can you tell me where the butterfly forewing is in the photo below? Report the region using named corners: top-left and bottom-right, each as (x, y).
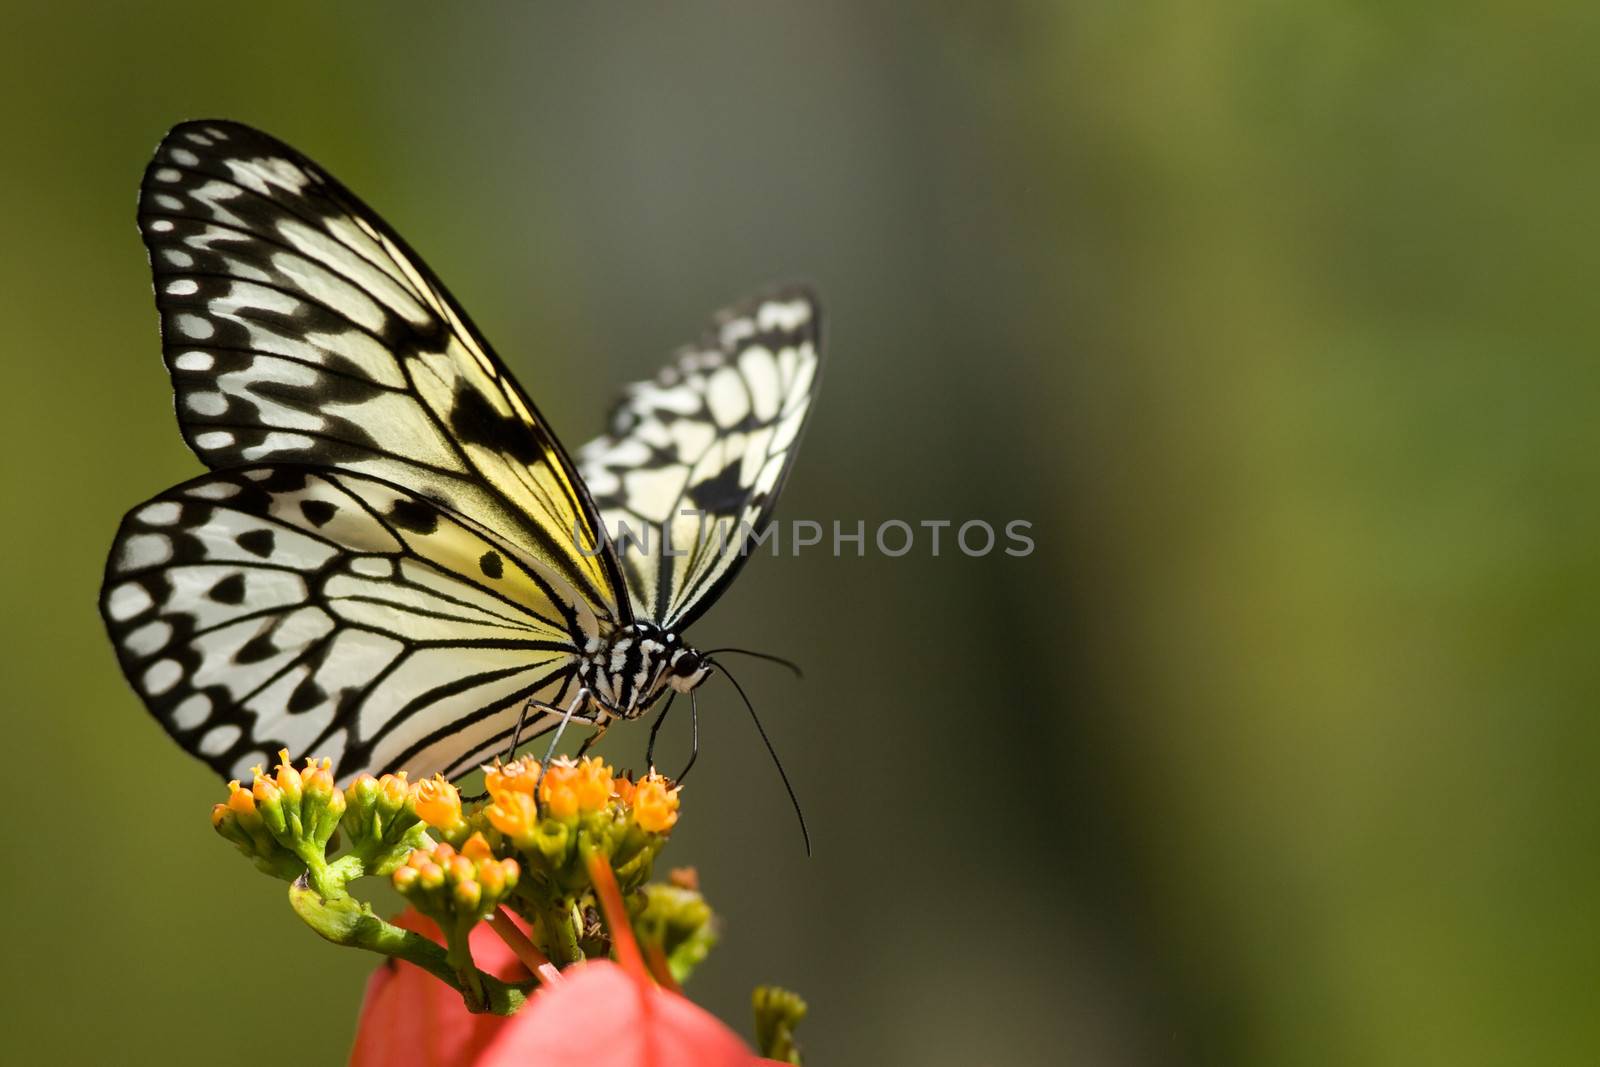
top-left (138, 120), bottom-right (623, 619)
top-left (100, 465), bottom-right (596, 783)
top-left (577, 288), bottom-right (823, 629)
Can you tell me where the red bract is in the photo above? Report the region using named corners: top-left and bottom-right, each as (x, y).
top-left (349, 910), bottom-right (525, 1066)
top-left (349, 909), bottom-right (778, 1066)
top-left (477, 959), bottom-right (758, 1067)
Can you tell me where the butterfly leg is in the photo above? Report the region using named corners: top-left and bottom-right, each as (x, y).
top-left (676, 689), bottom-right (701, 783)
top-left (535, 687), bottom-right (592, 790)
top-left (645, 691), bottom-right (678, 772)
top-left (503, 697), bottom-right (535, 764)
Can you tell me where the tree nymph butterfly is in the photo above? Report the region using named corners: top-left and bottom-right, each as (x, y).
top-left (100, 121), bottom-right (822, 821)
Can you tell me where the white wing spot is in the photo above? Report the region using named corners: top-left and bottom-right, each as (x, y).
top-left (186, 392), bottom-right (228, 416)
top-left (149, 219), bottom-right (174, 232)
top-left (177, 314), bottom-right (214, 339)
top-left (153, 168), bottom-right (181, 183)
top-left (142, 659), bottom-right (183, 697)
top-left (124, 620), bottom-right (173, 658)
top-left (706, 366), bottom-right (750, 426)
top-left (199, 724), bottom-right (242, 756)
top-left (183, 131), bottom-right (213, 146)
top-left (166, 279), bottom-right (200, 296)
top-left (138, 501), bottom-right (182, 526)
top-left (170, 147), bottom-right (200, 166)
top-left (195, 430), bottom-right (235, 450)
top-left (121, 533), bottom-right (173, 570)
top-left (720, 318), bottom-right (756, 347)
top-left (758, 299), bottom-right (810, 331)
top-left (186, 478), bottom-right (241, 501)
top-left (171, 693), bottom-right (212, 730)
top-left (242, 432), bottom-right (314, 461)
top-left (173, 351), bottom-right (214, 372)
top-left (164, 250), bottom-right (194, 267)
top-left (107, 582), bottom-right (154, 621)
top-left (154, 194), bottom-right (184, 210)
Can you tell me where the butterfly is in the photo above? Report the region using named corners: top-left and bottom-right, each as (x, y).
top-left (100, 120), bottom-right (822, 791)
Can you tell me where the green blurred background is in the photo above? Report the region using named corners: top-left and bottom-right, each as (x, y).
top-left (3, 3), bottom-right (1597, 1064)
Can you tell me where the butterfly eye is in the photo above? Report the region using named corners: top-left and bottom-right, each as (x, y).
top-left (673, 652), bottom-right (703, 678)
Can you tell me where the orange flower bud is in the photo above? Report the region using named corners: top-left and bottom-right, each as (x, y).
top-left (251, 773), bottom-right (282, 806)
top-left (573, 757), bottom-right (614, 812)
top-left (452, 879), bottom-right (482, 911)
top-left (539, 760), bottom-right (582, 819)
top-left (273, 750), bottom-right (303, 798)
top-left (460, 832), bottom-right (494, 862)
top-left (226, 780), bottom-right (256, 816)
top-left (484, 757), bottom-right (540, 797)
top-left (485, 789), bottom-right (538, 841)
top-left (414, 776), bottom-right (463, 832)
top-left (632, 775), bottom-right (681, 834)
top-left (612, 776), bottom-right (637, 807)
top-left (377, 771), bottom-right (410, 809)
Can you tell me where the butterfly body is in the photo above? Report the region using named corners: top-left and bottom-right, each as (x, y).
top-left (102, 120), bottom-right (821, 785)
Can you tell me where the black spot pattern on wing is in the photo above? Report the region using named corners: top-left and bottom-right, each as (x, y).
top-left (449, 384), bottom-right (547, 467)
top-left (99, 465), bottom-right (596, 785)
top-left (235, 631), bottom-right (278, 665)
top-left (577, 287), bottom-right (823, 628)
top-left (208, 573), bottom-right (246, 604)
top-left (288, 676), bottom-right (327, 714)
top-left (686, 458), bottom-right (747, 514)
top-left (301, 499), bottom-right (337, 527)
top-left (136, 119), bottom-right (624, 619)
top-left (388, 497), bottom-right (439, 535)
top-left (238, 528), bottom-right (275, 557)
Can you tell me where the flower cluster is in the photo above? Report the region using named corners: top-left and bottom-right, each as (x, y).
top-left (210, 751), bottom-right (702, 987)
top-left (206, 749), bottom-right (804, 1061)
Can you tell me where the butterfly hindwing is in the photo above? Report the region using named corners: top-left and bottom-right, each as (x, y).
top-left (100, 465), bottom-right (599, 783)
top-left (578, 287), bottom-right (823, 629)
top-left (139, 120), bottom-right (624, 621)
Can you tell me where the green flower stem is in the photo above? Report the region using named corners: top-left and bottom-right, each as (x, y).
top-left (288, 876), bottom-right (531, 1015)
top-left (535, 899), bottom-right (584, 966)
top-left (292, 846), bottom-right (338, 898)
top-left (325, 853), bottom-right (366, 889)
top-left (351, 824), bottom-right (430, 879)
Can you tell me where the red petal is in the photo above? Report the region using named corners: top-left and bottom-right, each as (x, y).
top-left (348, 909), bottom-right (530, 1067)
top-left (478, 960), bottom-right (759, 1067)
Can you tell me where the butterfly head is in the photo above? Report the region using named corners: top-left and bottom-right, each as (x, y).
top-left (584, 622), bottom-right (714, 718)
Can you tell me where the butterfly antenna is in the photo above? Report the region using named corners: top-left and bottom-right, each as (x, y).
top-left (702, 648), bottom-right (805, 679)
top-left (709, 658), bottom-right (810, 856)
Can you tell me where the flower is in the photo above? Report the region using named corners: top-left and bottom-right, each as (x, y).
top-left (474, 960), bottom-right (760, 1066)
top-left (350, 886), bottom-right (774, 1067)
top-left (632, 774), bottom-right (681, 833)
top-left (209, 750), bottom-right (801, 1061)
top-left (392, 834), bottom-right (520, 926)
top-left (213, 752), bottom-right (346, 882)
top-left (349, 909), bottom-right (530, 1067)
top-left (415, 775), bottom-right (468, 841)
